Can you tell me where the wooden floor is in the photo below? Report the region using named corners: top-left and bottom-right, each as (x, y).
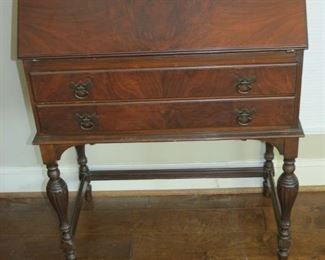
top-left (0, 192), bottom-right (324, 260)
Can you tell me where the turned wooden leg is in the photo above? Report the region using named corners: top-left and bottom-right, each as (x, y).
top-left (47, 163), bottom-right (76, 260)
top-left (263, 143), bottom-right (274, 197)
top-left (75, 145), bottom-right (92, 201)
top-left (277, 158), bottom-right (299, 259)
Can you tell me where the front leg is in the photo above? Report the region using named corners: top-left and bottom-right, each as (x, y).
top-left (277, 158), bottom-right (299, 259)
top-left (47, 163), bottom-right (76, 260)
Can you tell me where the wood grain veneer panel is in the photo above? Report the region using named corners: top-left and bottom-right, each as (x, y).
top-left (31, 64), bottom-right (297, 103)
top-left (37, 98), bottom-right (296, 134)
top-left (18, 0), bottom-right (307, 58)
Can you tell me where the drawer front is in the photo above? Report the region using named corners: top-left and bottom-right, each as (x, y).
top-left (31, 65), bottom-right (296, 102)
top-left (37, 99), bottom-right (295, 134)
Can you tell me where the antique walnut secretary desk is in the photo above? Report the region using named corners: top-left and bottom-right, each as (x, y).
top-left (18, 0), bottom-right (308, 259)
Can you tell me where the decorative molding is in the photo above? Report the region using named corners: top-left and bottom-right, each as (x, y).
top-left (0, 158), bottom-right (324, 193)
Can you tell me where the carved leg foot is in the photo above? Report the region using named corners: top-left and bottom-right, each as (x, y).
top-left (263, 143), bottom-right (274, 197)
top-left (47, 163), bottom-right (76, 260)
top-left (277, 159), bottom-right (299, 259)
top-left (76, 145), bottom-right (92, 201)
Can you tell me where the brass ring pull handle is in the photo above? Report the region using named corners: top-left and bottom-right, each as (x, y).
top-left (235, 77), bottom-right (256, 94)
top-left (70, 80), bottom-right (93, 99)
top-left (235, 109), bottom-right (256, 126)
top-left (75, 113), bottom-right (97, 130)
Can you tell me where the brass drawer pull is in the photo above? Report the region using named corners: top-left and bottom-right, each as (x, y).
top-left (75, 113), bottom-right (97, 130)
top-left (70, 80), bottom-right (93, 99)
top-left (235, 109), bottom-right (256, 126)
top-left (235, 77), bottom-right (256, 94)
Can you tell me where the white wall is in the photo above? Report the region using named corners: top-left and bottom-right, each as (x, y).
top-left (0, 0), bottom-right (324, 192)
top-left (300, 0), bottom-right (325, 134)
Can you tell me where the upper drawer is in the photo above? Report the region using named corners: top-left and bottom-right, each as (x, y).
top-left (31, 64), bottom-right (297, 103)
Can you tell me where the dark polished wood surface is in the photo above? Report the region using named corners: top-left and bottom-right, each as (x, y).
top-left (31, 64), bottom-right (297, 103)
top-left (1, 192), bottom-right (324, 259)
top-left (37, 98), bottom-right (296, 134)
top-left (18, 0), bottom-right (307, 59)
top-left (24, 50), bottom-right (304, 144)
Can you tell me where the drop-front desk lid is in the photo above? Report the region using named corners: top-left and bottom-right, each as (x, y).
top-left (18, 0), bottom-right (308, 59)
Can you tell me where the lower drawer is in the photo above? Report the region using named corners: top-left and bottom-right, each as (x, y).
top-left (37, 99), bottom-right (295, 134)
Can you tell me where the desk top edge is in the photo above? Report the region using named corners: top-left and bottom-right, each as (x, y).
top-left (18, 47), bottom-right (308, 61)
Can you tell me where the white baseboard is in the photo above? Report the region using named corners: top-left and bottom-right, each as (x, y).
top-left (0, 159), bottom-right (324, 192)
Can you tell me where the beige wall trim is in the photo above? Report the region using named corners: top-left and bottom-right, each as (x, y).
top-left (1, 185), bottom-right (324, 198)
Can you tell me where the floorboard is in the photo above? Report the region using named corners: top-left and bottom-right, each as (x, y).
top-left (0, 192), bottom-right (324, 259)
